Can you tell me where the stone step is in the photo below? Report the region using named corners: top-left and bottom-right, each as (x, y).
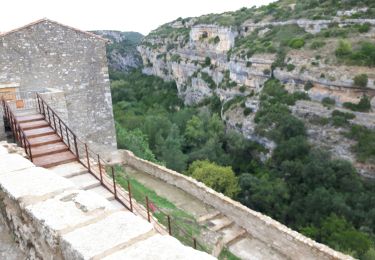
top-left (69, 173), bottom-right (101, 190)
top-left (90, 186), bottom-right (115, 201)
top-left (24, 126), bottom-right (55, 138)
top-left (31, 142), bottom-right (69, 158)
top-left (29, 134), bottom-right (61, 147)
top-left (221, 224), bottom-right (247, 246)
top-left (49, 162), bottom-right (88, 178)
top-left (32, 151), bottom-right (77, 168)
top-left (109, 200), bottom-right (125, 210)
top-left (20, 120), bottom-right (49, 130)
top-left (209, 216), bottom-right (234, 232)
top-left (198, 211), bottom-right (221, 223)
top-left (16, 114), bottom-right (44, 123)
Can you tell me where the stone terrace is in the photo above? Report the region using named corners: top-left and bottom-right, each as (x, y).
top-left (0, 143), bottom-right (215, 260)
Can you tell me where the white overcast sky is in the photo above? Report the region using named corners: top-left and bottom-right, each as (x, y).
top-left (1, 0), bottom-right (276, 35)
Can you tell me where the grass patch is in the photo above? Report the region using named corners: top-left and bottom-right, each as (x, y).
top-left (219, 247), bottom-right (241, 260)
top-left (113, 166), bottom-right (206, 250)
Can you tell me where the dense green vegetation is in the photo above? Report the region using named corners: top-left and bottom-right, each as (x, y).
top-left (111, 70), bottom-right (375, 258)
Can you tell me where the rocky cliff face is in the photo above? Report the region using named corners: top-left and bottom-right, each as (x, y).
top-left (137, 2), bottom-right (375, 176)
top-left (93, 30), bottom-right (143, 72)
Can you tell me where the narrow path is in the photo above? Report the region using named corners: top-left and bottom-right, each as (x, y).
top-left (125, 166), bottom-right (286, 260)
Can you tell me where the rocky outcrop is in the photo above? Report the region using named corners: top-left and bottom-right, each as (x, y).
top-left (93, 30), bottom-right (144, 72)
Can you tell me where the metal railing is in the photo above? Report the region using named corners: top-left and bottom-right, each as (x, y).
top-left (1, 98), bottom-right (33, 160)
top-left (35, 93), bottom-right (208, 252)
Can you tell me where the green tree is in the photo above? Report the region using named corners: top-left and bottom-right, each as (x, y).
top-left (116, 124), bottom-right (158, 163)
top-left (186, 160), bottom-right (240, 198)
top-left (185, 115), bottom-right (206, 148)
top-left (160, 124), bottom-right (187, 172)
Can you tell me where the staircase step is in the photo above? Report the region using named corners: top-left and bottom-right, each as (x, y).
top-left (31, 142), bottom-right (69, 158)
top-left (209, 216), bottom-right (234, 232)
top-left (49, 162), bottom-right (88, 178)
top-left (24, 127), bottom-right (55, 138)
top-left (20, 120), bottom-right (49, 130)
top-left (16, 114), bottom-right (44, 123)
top-left (198, 211), bottom-right (221, 223)
top-left (14, 109), bottom-right (38, 116)
top-left (32, 151), bottom-right (77, 168)
top-left (29, 134), bottom-right (61, 147)
top-left (69, 173), bottom-right (101, 190)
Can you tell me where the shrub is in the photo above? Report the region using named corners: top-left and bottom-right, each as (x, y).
top-left (289, 38), bottom-right (305, 49)
top-left (243, 107), bottom-right (253, 116)
top-left (186, 160), bottom-right (240, 198)
top-left (201, 72), bottom-right (216, 89)
top-left (213, 36), bottom-right (220, 44)
top-left (358, 23), bottom-right (371, 33)
top-left (343, 96), bottom-right (371, 112)
top-left (310, 40), bottom-right (326, 50)
top-left (335, 40), bottom-right (352, 57)
top-left (170, 54), bottom-right (181, 63)
top-left (322, 97), bottom-right (336, 108)
top-left (246, 61), bottom-right (252, 67)
top-left (353, 74), bottom-right (368, 88)
top-left (287, 64), bottom-right (296, 72)
top-left (304, 81), bottom-right (314, 91)
top-left (204, 57), bottom-right (211, 67)
top-left (263, 69), bottom-right (271, 75)
top-left (239, 86), bottom-right (246, 93)
top-left (331, 110), bottom-right (355, 127)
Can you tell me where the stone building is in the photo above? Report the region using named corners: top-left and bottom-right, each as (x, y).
top-left (0, 18), bottom-right (117, 156)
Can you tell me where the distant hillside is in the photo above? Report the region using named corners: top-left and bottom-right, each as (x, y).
top-left (93, 30), bottom-right (143, 72)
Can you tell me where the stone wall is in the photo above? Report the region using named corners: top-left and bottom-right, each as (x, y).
top-left (0, 143), bottom-right (215, 260)
top-left (120, 149), bottom-right (354, 260)
top-left (0, 19), bottom-right (117, 157)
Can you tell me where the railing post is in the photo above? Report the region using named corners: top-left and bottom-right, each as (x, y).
top-left (193, 238), bottom-right (197, 249)
top-left (37, 95), bottom-right (41, 114)
top-left (167, 215), bottom-right (172, 235)
top-left (73, 134), bottom-right (79, 159)
top-left (127, 180), bottom-right (133, 212)
top-left (111, 166), bottom-right (117, 198)
top-left (66, 128), bottom-right (70, 148)
top-left (146, 196), bottom-right (151, 222)
top-left (98, 154), bottom-right (103, 184)
top-left (47, 107), bottom-right (51, 123)
top-left (58, 118), bottom-right (62, 138)
top-left (52, 113), bottom-right (57, 131)
top-left (85, 143), bottom-right (90, 172)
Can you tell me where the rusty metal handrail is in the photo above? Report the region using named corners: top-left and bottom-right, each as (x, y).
top-left (35, 93), bottom-right (133, 211)
top-left (35, 93), bottom-right (206, 252)
top-left (1, 98), bottom-right (33, 161)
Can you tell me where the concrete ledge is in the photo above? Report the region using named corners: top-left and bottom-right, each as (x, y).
top-left (0, 143), bottom-right (215, 259)
top-left (121, 149), bottom-right (354, 260)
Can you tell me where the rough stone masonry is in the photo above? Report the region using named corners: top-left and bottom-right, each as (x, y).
top-left (0, 19), bottom-right (117, 156)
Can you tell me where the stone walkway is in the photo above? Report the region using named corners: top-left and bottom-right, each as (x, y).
top-left (125, 166), bottom-right (286, 260)
top-left (0, 220), bottom-right (25, 260)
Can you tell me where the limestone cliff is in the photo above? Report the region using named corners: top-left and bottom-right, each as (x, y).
top-left (93, 30), bottom-right (143, 72)
top-left (137, 0), bottom-right (375, 176)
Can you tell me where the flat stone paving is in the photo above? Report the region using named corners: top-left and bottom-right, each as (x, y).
top-left (0, 145), bottom-right (216, 260)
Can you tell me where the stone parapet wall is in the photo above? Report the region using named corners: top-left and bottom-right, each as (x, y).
top-left (121, 149), bottom-right (354, 260)
top-left (0, 143), bottom-right (215, 260)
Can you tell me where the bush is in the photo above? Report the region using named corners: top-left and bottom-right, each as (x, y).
top-left (287, 64), bottom-right (296, 72)
top-left (186, 160), bottom-right (240, 198)
top-left (246, 61), bottom-right (252, 67)
top-left (358, 23), bottom-right (371, 33)
top-left (239, 86), bottom-right (246, 93)
top-left (331, 110), bottom-right (355, 127)
top-left (204, 57), bottom-right (211, 67)
top-left (310, 40), bottom-right (326, 50)
top-left (263, 69), bottom-right (271, 75)
top-left (243, 107), bottom-right (253, 116)
top-left (322, 97), bottom-right (336, 108)
top-left (353, 74), bottom-right (368, 88)
top-left (304, 81), bottom-right (314, 91)
top-left (201, 72), bottom-right (216, 89)
top-left (343, 95), bottom-right (371, 112)
top-left (289, 38), bottom-right (305, 49)
top-left (335, 40), bottom-right (352, 57)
